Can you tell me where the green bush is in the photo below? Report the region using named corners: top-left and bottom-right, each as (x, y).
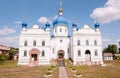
top-left (71, 66), bottom-right (76, 70)
top-left (51, 65), bottom-right (55, 69)
top-left (47, 67), bottom-right (52, 71)
top-left (0, 54), bottom-right (6, 61)
top-left (0, 54), bottom-right (11, 61)
top-left (75, 71), bottom-right (81, 75)
top-left (45, 71), bottom-right (52, 75)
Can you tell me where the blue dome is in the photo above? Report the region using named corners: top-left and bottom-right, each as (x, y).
top-left (53, 15), bottom-right (68, 26)
top-left (72, 22), bottom-right (77, 28)
top-left (94, 23), bottom-right (100, 29)
top-left (45, 22), bottom-right (50, 28)
top-left (22, 22), bottom-right (27, 28)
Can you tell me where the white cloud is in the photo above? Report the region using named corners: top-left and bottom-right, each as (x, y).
top-left (102, 38), bottom-right (112, 42)
top-left (0, 26), bottom-right (16, 35)
top-left (38, 17), bottom-right (50, 24)
top-left (91, 0), bottom-right (120, 24)
top-left (0, 36), bottom-right (19, 47)
top-left (53, 15), bottom-right (58, 20)
top-left (14, 21), bottom-right (22, 25)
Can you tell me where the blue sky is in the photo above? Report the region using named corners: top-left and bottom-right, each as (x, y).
top-left (0, 0), bottom-right (120, 48)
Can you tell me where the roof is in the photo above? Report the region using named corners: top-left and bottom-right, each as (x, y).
top-left (104, 53), bottom-right (113, 56)
top-left (53, 15), bottom-right (68, 26)
top-left (0, 45), bottom-right (10, 50)
top-left (114, 54), bottom-right (120, 57)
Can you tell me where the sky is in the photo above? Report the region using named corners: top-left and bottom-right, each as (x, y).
top-left (0, 0), bottom-right (120, 49)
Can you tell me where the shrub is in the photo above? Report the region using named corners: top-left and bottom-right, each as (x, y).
top-left (45, 71), bottom-right (52, 75)
top-left (71, 66), bottom-right (76, 70)
top-left (51, 65), bottom-right (55, 69)
top-left (75, 71), bottom-right (81, 75)
top-left (0, 54), bottom-right (6, 61)
top-left (48, 67), bottom-right (52, 71)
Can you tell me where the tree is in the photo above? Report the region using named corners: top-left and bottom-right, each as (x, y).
top-left (108, 44), bottom-right (117, 54)
top-left (103, 48), bottom-right (109, 53)
top-left (103, 44), bottom-right (117, 54)
top-left (9, 47), bottom-right (15, 60)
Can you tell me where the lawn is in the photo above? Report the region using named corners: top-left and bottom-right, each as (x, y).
top-left (0, 61), bottom-right (58, 78)
top-left (0, 60), bottom-right (120, 78)
top-left (66, 60), bottom-right (120, 78)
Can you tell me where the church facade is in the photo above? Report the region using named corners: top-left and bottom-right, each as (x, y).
top-left (18, 5), bottom-right (103, 66)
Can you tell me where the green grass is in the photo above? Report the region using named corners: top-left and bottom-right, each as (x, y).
top-left (0, 61), bottom-right (58, 78)
top-left (67, 60), bottom-right (120, 78)
top-left (1, 60), bottom-right (120, 78)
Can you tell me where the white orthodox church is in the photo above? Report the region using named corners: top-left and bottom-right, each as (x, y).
top-left (18, 2), bottom-right (103, 66)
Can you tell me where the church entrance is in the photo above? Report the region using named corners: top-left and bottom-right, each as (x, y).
top-left (29, 49), bottom-right (40, 66)
top-left (85, 50), bottom-right (91, 62)
top-left (57, 50), bottom-right (65, 67)
top-left (31, 54), bottom-right (37, 61)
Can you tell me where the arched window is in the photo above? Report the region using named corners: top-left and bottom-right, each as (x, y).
top-left (33, 40), bottom-right (36, 46)
top-left (42, 51), bottom-right (45, 56)
top-left (65, 29), bottom-right (67, 32)
top-left (78, 50), bottom-right (81, 56)
top-left (95, 50), bottom-right (98, 56)
top-left (24, 40), bottom-right (27, 46)
top-left (53, 48), bottom-right (54, 54)
top-left (77, 40), bottom-right (80, 45)
top-left (86, 40), bottom-right (89, 46)
top-left (60, 28), bottom-right (62, 32)
top-left (94, 40), bottom-right (97, 46)
top-left (60, 39), bottom-right (63, 42)
top-left (42, 40), bottom-right (45, 46)
top-left (24, 50), bottom-right (27, 56)
top-left (55, 29), bottom-right (57, 32)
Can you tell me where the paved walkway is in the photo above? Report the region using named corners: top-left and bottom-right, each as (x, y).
top-left (59, 67), bottom-right (69, 78)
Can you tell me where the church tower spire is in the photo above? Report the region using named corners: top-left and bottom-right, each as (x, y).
top-left (59, 0), bottom-right (63, 16)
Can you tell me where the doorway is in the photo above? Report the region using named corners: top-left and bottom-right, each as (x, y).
top-left (85, 50), bottom-right (91, 62)
top-left (29, 49), bottom-right (40, 66)
top-left (58, 50), bottom-right (65, 67)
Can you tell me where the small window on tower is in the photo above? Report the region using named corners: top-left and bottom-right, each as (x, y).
top-left (55, 29), bottom-right (57, 32)
top-left (60, 28), bottom-right (62, 32)
top-left (65, 29), bottom-right (67, 32)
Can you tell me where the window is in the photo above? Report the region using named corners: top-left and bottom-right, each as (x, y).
top-left (78, 50), bottom-right (81, 56)
top-left (53, 48), bottom-right (54, 54)
top-left (94, 40), bottom-right (97, 46)
top-left (42, 40), bottom-right (45, 46)
top-left (24, 50), bottom-right (27, 56)
top-left (60, 28), bottom-right (62, 32)
top-left (60, 39), bottom-right (63, 42)
top-left (55, 29), bottom-right (57, 32)
top-left (77, 40), bottom-right (80, 45)
top-left (95, 50), bottom-right (98, 56)
top-left (65, 29), bottom-right (67, 32)
top-left (24, 40), bottom-right (27, 46)
top-left (86, 40), bottom-right (89, 46)
top-left (42, 51), bottom-right (45, 56)
top-left (33, 40), bottom-right (36, 46)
